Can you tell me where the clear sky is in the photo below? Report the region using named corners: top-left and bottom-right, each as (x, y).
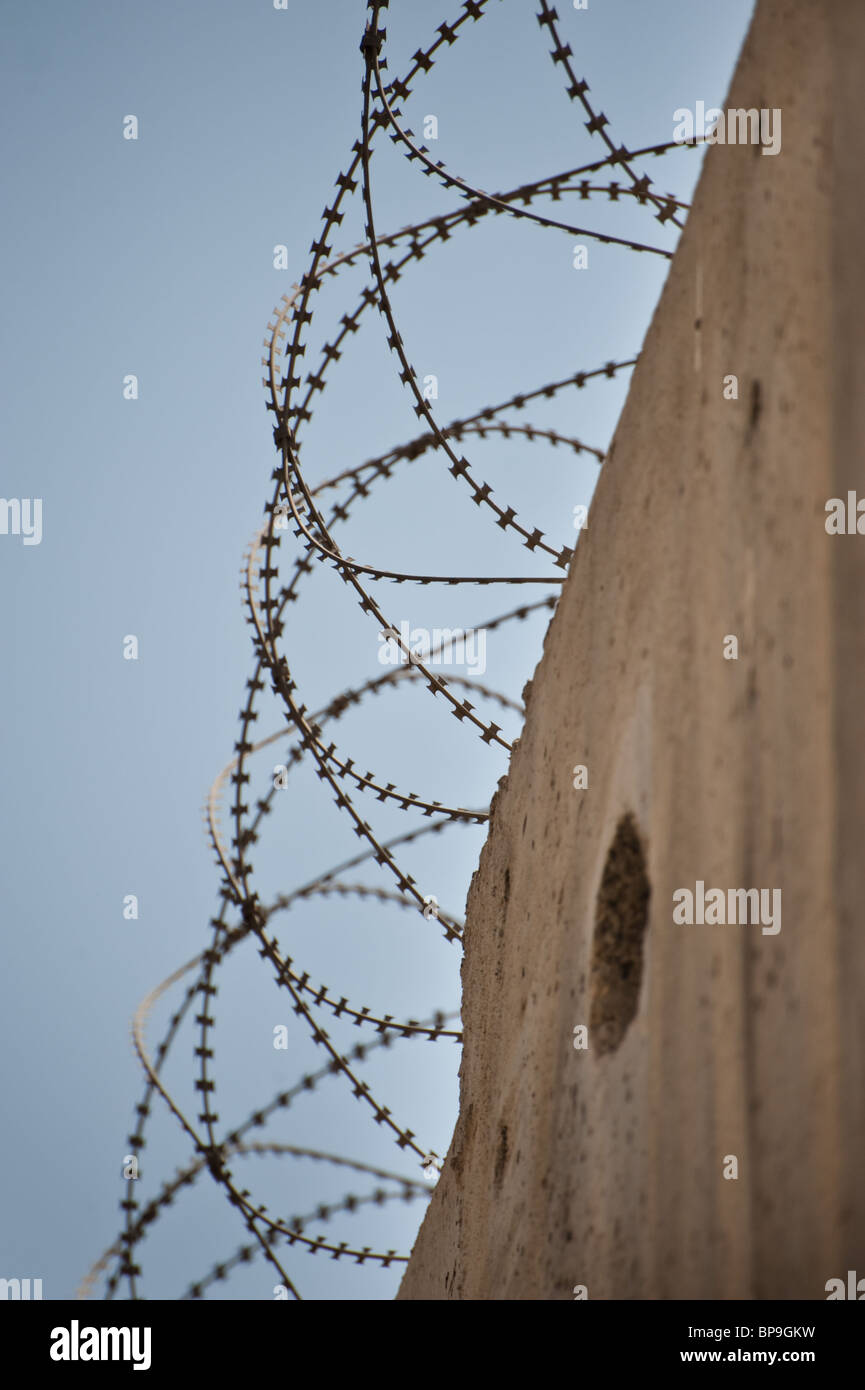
top-left (0, 0), bottom-right (753, 1300)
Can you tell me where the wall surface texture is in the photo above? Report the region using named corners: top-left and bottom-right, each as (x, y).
top-left (399, 0), bottom-right (865, 1300)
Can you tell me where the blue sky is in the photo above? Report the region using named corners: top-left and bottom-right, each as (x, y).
top-left (0, 0), bottom-right (753, 1300)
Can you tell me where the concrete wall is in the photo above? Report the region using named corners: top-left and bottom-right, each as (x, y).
top-left (399, 0), bottom-right (865, 1300)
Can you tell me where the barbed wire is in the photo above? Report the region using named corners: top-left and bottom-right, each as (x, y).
top-left (81, 0), bottom-right (699, 1301)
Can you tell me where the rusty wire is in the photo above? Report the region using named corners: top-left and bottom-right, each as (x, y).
top-left (80, 0), bottom-right (700, 1301)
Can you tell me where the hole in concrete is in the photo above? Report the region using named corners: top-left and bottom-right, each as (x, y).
top-left (588, 813), bottom-right (650, 1056)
